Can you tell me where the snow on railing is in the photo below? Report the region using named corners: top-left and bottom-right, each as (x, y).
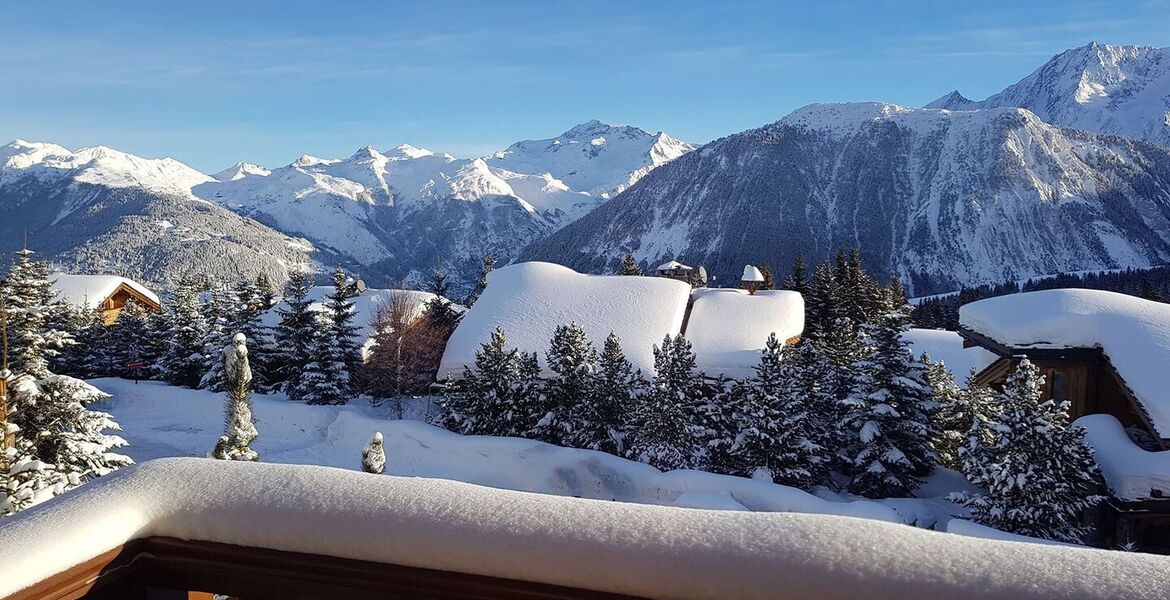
top-left (1, 458), bottom-right (1167, 600)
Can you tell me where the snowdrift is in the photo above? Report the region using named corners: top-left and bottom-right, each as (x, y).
top-left (686, 288), bottom-right (803, 378)
top-left (2, 458), bottom-right (1167, 600)
top-left (440, 262), bottom-right (691, 377)
top-left (1077, 414), bottom-right (1170, 500)
top-left (960, 289), bottom-right (1170, 435)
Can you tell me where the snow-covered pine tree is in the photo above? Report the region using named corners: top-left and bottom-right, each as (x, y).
top-left (619, 253), bottom-right (643, 276)
top-left (569, 332), bottom-right (638, 454)
top-left (298, 267), bottom-right (360, 405)
top-left (730, 333), bottom-right (830, 488)
top-left (924, 355), bottom-right (967, 471)
top-left (107, 299), bottom-right (150, 379)
top-left (803, 262), bottom-right (842, 342)
top-left (537, 322), bottom-right (598, 446)
top-left (627, 334), bottom-right (707, 471)
top-left (3, 250), bottom-right (69, 377)
top-left (464, 252), bottom-right (496, 307)
top-left (952, 359), bottom-right (1104, 543)
top-left (757, 265), bottom-right (775, 290)
top-left (840, 300), bottom-right (937, 498)
top-left (782, 256), bottom-right (808, 294)
top-left (439, 327), bottom-right (544, 437)
top-left (423, 260), bottom-right (461, 332)
top-left (231, 278), bottom-right (275, 392)
top-left (51, 305), bottom-right (106, 380)
top-left (274, 271), bottom-right (315, 398)
top-left (835, 249), bottom-right (886, 327)
top-left (361, 432), bottom-right (386, 474)
top-left (211, 333), bottom-right (259, 461)
top-left (160, 273), bottom-right (208, 388)
top-left (198, 287), bottom-right (238, 391)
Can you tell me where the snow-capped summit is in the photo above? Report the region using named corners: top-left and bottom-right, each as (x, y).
top-left (0, 139), bottom-right (212, 192)
top-left (213, 161), bottom-right (271, 182)
top-left (924, 90), bottom-right (976, 110)
top-left (929, 42), bottom-right (1170, 146)
top-left (488, 120), bottom-right (694, 198)
top-left (385, 143), bottom-right (437, 160)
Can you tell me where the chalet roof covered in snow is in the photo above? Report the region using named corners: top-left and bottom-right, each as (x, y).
top-left (959, 289), bottom-right (1170, 436)
top-left (656, 260), bottom-right (691, 271)
top-left (1077, 414), bottom-right (1170, 501)
top-left (1, 458), bottom-right (1167, 600)
top-left (686, 289), bottom-right (804, 378)
top-left (440, 262), bottom-right (690, 377)
top-left (50, 274), bottom-right (160, 308)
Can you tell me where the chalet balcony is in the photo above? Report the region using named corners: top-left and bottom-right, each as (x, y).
top-left (1, 458), bottom-right (1167, 600)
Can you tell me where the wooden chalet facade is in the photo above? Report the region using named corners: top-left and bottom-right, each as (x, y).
top-left (959, 326), bottom-right (1170, 552)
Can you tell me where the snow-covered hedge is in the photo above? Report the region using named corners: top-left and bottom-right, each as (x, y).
top-left (2, 458), bottom-right (1167, 600)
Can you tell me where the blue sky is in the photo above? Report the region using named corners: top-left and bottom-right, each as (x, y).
top-left (2, 0), bottom-right (1169, 172)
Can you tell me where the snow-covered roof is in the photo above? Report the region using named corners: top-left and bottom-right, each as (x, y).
top-left (741, 265), bottom-right (765, 283)
top-left (1, 458), bottom-right (1166, 600)
top-left (685, 289), bottom-right (804, 379)
top-left (903, 328), bottom-right (998, 381)
top-left (440, 262), bottom-right (690, 377)
top-left (959, 289), bottom-right (1170, 437)
top-left (50, 274), bottom-right (160, 309)
top-left (1077, 414), bottom-right (1170, 501)
top-left (656, 260), bottom-right (692, 271)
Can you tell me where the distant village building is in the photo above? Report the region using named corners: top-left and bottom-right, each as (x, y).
top-left (655, 259), bottom-right (708, 287)
top-left (51, 274), bottom-right (161, 324)
top-left (958, 289), bottom-right (1170, 552)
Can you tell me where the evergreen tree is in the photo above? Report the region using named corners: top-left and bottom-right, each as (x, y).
top-left (211, 333), bottom-right (259, 461)
top-left (1, 436), bottom-right (70, 517)
top-left (160, 273), bottom-right (208, 388)
top-left (274, 271), bottom-right (316, 398)
top-left (730, 333), bottom-right (830, 488)
top-left (536, 322), bottom-right (598, 446)
top-left (836, 249), bottom-right (885, 327)
top-left (627, 335), bottom-right (707, 471)
top-left (297, 267), bottom-right (360, 405)
top-left (464, 252), bottom-right (497, 307)
top-left (423, 260), bottom-right (461, 332)
top-left (439, 327), bottom-right (544, 437)
top-left (230, 278), bottom-right (275, 392)
top-left (52, 305), bottom-right (106, 380)
top-left (782, 256), bottom-right (808, 294)
top-left (952, 359), bottom-right (1104, 543)
top-left (569, 332), bottom-right (638, 454)
top-left (757, 264), bottom-right (775, 290)
top-left (362, 432), bottom-right (386, 474)
top-left (619, 253), bottom-right (643, 276)
top-left (925, 357), bottom-right (967, 471)
top-left (3, 250), bottom-right (70, 377)
top-left (107, 299), bottom-right (150, 379)
top-left (840, 302), bottom-right (937, 498)
top-left (198, 287), bottom-right (237, 391)
top-left (803, 262), bottom-right (842, 342)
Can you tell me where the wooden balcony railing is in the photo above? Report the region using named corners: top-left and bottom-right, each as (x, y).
top-left (5, 537), bottom-right (638, 600)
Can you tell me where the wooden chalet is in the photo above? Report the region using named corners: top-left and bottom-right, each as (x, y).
top-left (957, 290), bottom-right (1170, 552)
top-left (655, 260), bottom-right (708, 287)
top-left (51, 275), bottom-right (161, 324)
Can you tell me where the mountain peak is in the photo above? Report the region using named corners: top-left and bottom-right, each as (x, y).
top-left (385, 144), bottom-right (434, 159)
top-left (561, 119), bottom-right (636, 139)
top-left (291, 154), bottom-right (338, 168)
top-left (214, 161), bottom-right (271, 182)
top-left (924, 90), bottom-right (976, 110)
top-left (349, 144), bottom-right (384, 161)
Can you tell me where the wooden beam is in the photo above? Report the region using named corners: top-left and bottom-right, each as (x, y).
top-left (2, 538), bottom-right (647, 600)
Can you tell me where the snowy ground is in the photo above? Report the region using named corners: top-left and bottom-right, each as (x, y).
top-left (88, 378), bottom-right (1051, 544)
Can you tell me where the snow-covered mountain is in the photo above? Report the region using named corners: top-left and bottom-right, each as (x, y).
top-left (486, 120), bottom-right (694, 198)
top-left (194, 121), bottom-right (692, 291)
top-left (522, 103), bottom-right (1170, 295)
top-left (0, 121), bottom-right (691, 292)
top-left (0, 140), bottom-right (315, 287)
top-left (926, 43), bottom-right (1170, 146)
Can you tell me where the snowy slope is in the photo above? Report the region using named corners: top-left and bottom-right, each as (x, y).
top-left (927, 43), bottom-right (1170, 147)
top-left (523, 103), bottom-right (1170, 295)
top-left (0, 140), bottom-right (314, 287)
